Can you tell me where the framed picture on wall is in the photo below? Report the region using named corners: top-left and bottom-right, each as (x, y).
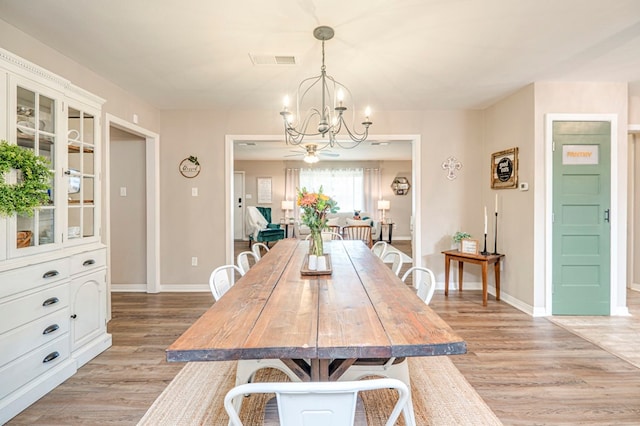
top-left (257, 177), bottom-right (272, 204)
top-left (491, 147), bottom-right (518, 189)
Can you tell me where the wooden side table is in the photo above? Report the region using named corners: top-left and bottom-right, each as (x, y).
top-left (442, 250), bottom-right (505, 306)
top-left (378, 222), bottom-right (394, 244)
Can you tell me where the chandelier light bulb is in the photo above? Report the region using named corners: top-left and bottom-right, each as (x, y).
top-left (365, 106), bottom-right (371, 119)
top-left (337, 89), bottom-right (344, 104)
top-left (283, 95), bottom-right (290, 110)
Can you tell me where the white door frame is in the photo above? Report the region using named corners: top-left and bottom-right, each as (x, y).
top-left (233, 171), bottom-right (246, 240)
top-left (544, 113), bottom-right (626, 315)
top-left (105, 114), bottom-right (161, 294)
top-left (224, 134), bottom-right (422, 267)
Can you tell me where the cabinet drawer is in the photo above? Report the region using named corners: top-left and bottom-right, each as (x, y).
top-left (0, 309), bottom-right (70, 367)
top-left (0, 334), bottom-right (70, 400)
top-left (0, 282), bottom-right (69, 335)
top-left (0, 258), bottom-right (70, 300)
top-left (70, 248), bottom-right (106, 276)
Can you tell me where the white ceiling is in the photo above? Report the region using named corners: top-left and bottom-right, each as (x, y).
top-left (2, 0), bottom-right (640, 161)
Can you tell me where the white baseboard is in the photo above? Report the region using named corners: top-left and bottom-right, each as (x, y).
top-left (111, 284), bottom-right (148, 292)
top-left (110, 284), bottom-right (210, 293)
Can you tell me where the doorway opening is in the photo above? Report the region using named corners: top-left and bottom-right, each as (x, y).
top-left (105, 114), bottom-right (160, 296)
top-left (224, 135), bottom-right (422, 267)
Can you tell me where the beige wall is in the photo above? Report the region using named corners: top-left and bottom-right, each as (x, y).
top-left (109, 127), bottom-right (147, 285)
top-left (483, 85), bottom-right (536, 306)
top-left (159, 109), bottom-right (484, 285)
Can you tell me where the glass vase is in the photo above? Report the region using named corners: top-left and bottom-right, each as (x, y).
top-left (309, 228), bottom-right (324, 257)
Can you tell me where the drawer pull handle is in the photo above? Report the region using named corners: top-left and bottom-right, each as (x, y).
top-left (70, 314), bottom-right (77, 319)
top-left (42, 270), bottom-right (59, 279)
top-left (42, 297), bottom-right (60, 307)
top-left (83, 259), bottom-right (96, 266)
top-left (42, 351), bottom-right (60, 363)
top-left (43, 324), bottom-right (60, 335)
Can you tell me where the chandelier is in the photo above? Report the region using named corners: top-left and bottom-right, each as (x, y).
top-left (280, 26), bottom-right (372, 149)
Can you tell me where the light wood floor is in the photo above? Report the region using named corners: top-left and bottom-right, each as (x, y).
top-left (8, 245), bottom-right (640, 425)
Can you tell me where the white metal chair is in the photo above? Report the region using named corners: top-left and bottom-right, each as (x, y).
top-left (371, 241), bottom-right (388, 259)
top-left (251, 242), bottom-right (269, 260)
top-left (237, 250), bottom-right (259, 275)
top-left (224, 378), bottom-right (410, 426)
top-left (382, 249), bottom-right (403, 276)
top-left (402, 266), bottom-right (437, 304)
top-left (209, 265), bottom-right (244, 301)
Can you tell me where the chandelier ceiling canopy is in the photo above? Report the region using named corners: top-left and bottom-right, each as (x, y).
top-left (280, 26), bottom-right (372, 149)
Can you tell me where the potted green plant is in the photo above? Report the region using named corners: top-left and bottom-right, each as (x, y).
top-left (452, 231), bottom-right (472, 249)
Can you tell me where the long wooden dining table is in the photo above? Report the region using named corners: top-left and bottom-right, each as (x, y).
top-left (167, 239), bottom-right (467, 382)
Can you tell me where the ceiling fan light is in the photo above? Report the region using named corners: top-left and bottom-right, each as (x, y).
top-left (303, 153), bottom-right (319, 164)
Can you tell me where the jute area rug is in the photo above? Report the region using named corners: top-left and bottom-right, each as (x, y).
top-left (138, 356), bottom-right (501, 425)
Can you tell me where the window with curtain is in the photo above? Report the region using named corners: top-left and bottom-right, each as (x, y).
top-left (299, 168), bottom-right (364, 212)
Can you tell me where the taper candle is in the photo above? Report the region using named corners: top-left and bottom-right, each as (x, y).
top-left (484, 206), bottom-right (487, 234)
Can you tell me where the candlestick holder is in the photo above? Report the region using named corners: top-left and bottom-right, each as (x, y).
top-left (492, 212), bottom-right (499, 255)
top-left (481, 233), bottom-right (489, 255)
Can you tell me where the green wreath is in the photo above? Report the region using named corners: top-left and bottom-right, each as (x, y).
top-left (0, 140), bottom-right (53, 217)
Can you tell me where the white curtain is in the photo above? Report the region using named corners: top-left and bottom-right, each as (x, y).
top-left (363, 167), bottom-right (381, 217)
top-left (285, 168), bottom-right (300, 221)
top-left (299, 168), bottom-right (364, 213)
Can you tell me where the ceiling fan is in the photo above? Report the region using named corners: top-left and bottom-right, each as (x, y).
top-left (285, 144), bottom-right (339, 163)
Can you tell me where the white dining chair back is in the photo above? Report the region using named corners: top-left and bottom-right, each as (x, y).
top-left (237, 250), bottom-right (259, 275)
top-left (402, 266), bottom-right (437, 304)
top-left (371, 241), bottom-right (388, 259)
top-left (251, 242), bottom-right (269, 260)
top-left (209, 265), bottom-right (243, 301)
top-left (224, 378), bottom-right (409, 426)
top-left (382, 249), bottom-right (403, 276)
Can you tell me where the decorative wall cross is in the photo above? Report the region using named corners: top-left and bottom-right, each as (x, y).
top-left (442, 156), bottom-right (462, 180)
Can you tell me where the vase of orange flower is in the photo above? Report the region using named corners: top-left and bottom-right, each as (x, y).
top-left (297, 186), bottom-right (339, 257)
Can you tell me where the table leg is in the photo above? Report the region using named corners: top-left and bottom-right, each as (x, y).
top-left (444, 256), bottom-right (450, 296)
top-left (457, 261), bottom-right (464, 292)
top-left (481, 261), bottom-right (488, 306)
top-left (310, 359), bottom-right (331, 381)
top-left (388, 224), bottom-right (393, 244)
top-left (494, 260), bottom-right (501, 301)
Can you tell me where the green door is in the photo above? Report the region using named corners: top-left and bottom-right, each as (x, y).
top-left (552, 121), bottom-right (611, 315)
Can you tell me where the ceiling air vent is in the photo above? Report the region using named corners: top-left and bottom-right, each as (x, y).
top-left (249, 54), bottom-right (296, 65)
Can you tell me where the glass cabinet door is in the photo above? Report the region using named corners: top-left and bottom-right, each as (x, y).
top-left (67, 106), bottom-right (96, 242)
top-left (15, 86), bottom-right (56, 249)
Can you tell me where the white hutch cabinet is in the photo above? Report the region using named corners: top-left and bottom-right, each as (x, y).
top-left (0, 48), bottom-right (111, 423)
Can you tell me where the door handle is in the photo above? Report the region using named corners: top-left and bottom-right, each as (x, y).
top-left (604, 209), bottom-right (610, 223)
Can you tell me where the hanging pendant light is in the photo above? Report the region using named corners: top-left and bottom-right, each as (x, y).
top-left (280, 26), bottom-right (372, 149)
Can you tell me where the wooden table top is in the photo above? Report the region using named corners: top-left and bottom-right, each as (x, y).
top-left (167, 239), bottom-right (466, 363)
top-left (442, 249), bottom-right (505, 262)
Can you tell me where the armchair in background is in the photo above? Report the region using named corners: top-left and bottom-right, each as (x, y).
top-left (245, 206), bottom-right (285, 248)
